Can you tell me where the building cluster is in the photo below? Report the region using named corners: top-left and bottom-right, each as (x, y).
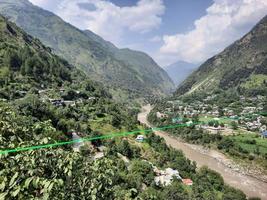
top-left (157, 95), bottom-right (267, 137)
top-left (38, 88), bottom-right (96, 107)
top-left (154, 167), bottom-right (182, 186)
top-left (153, 166), bottom-right (193, 186)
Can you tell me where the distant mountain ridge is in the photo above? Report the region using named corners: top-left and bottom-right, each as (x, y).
top-left (175, 15), bottom-right (267, 96)
top-left (0, 0), bottom-right (174, 100)
top-left (164, 61), bottom-right (197, 86)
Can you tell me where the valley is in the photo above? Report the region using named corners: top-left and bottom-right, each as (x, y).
top-left (138, 104), bottom-right (267, 199)
top-left (0, 1), bottom-right (267, 199)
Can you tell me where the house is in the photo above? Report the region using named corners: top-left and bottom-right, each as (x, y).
top-left (182, 179), bottom-right (193, 186)
top-left (260, 125), bottom-right (267, 133)
top-left (93, 152), bottom-right (104, 160)
top-left (156, 112), bottom-right (168, 119)
top-left (63, 100), bottom-right (76, 106)
top-left (212, 110), bottom-right (219, 117)
top-left (49, 99), bottom-right (63, 106)
top-left (18, 90), bottom-right (27, 95)
top-left (59, 88), bottom-right (65, 93)
top-left (172, 118), bottom-right (183, 124)
top-left (261, 131), bottom-right (267, 139)
top-left (230, 115), bottom-right (239, 120)
top-left (136, 135), bottom-right (144, 142)
top-left (186, 120), bottom-right (194, 126)
top-left (154, 168), bottom-right (182, 186)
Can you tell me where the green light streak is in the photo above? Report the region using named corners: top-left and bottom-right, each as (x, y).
top-left (1, 110), bottom-right (266, 155)
top-left (0, 122), bottom-right (200, 155)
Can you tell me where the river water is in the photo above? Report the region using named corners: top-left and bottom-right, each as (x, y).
top-left (138, 105), bottom-right (267, 199)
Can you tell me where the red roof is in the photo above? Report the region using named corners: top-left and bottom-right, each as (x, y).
top-left (182, 179), bottom-right (193, 185)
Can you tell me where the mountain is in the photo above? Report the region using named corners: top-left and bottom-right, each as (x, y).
top-left (0, 0), bottom-right (174, 100)
top-left (0, 14), bottom-right (113, 101)
top-left (164, 61), bottom-right (197, 86)
top-left (0, 14), bottom-right (72, 89)
top-left (175, 15), bottom-right (267, 96)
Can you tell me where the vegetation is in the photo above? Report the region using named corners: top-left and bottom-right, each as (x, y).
top-left (175, 15), bottom-right (267, 97)
top-left (0, 0), bottom-right (174, 102)
top-left (148, 88), bottom-right (267, 174)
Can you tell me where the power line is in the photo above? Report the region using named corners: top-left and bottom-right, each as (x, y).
top-left (1, 110), bottom-right (266, 155)
top-left (0, 122), bottom-right (200, 155)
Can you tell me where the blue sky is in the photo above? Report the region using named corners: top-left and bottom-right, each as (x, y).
top-left (29, 0), bottom-right (267, 67)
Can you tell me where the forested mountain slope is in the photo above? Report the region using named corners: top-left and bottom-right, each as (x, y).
top-left (0, 0), bottom-right (174, 100)
top-left (176, 15), bottom-right (267, 96)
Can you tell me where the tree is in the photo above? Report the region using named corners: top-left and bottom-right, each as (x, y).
top-left (139, 187), bottom-right (162, 200)
top-left (163, 180), bottom-right (189, 200)
top-left (192, 115), bottom-right (199, 123)
top-left (130, 160), bottom-right (154, 186)
top-left (222, 186), bottom-right (246, 200)
top-left (231, 121), bottom-right (238, 130)
top-left (208, 121), bottom-right (214, 127)
top-left (91, 131), bottom-right (102, 147)
top-left (196, 167), bottom-right (224, 191)
top-left (0, 67), bottom-right (10, 86)
top-left (3, 50), bottom-right (22, 71)
top-left (117, 140), bottom-right (133, 158)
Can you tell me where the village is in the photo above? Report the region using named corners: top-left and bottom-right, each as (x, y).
top-left (71, 132), bottom-right (193, 188)
top-left (37, 87), bottom-right (97, 107)
top-left (155, 94), bottom-right (267, 138)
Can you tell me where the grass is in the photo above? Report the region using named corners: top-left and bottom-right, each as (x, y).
top-left (228, 133), bottom-right (267, 155)
top-left (241, 74), bottom-right (267, 89)
top-left (199, 115), bottom-right (234, 124)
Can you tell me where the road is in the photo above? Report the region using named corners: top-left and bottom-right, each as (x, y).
top-left (138, 104), bottom-right (267, 200)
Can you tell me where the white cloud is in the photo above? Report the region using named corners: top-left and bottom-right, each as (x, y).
top-left (149, 35), bottom-right (162, 42)
top-left (52, 0), bottom-right (165, 45)
top-left (159, 0), bottom-right (267, 65)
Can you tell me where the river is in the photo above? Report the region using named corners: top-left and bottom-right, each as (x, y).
top-left (138, 104), bottom-right (267, 200)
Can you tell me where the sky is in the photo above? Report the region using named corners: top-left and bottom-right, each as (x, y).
top-left (29, 0), bottom-right (267, 67)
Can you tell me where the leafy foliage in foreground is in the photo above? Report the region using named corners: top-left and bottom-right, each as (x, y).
top-left (0, 105), bottom-right (247, 199)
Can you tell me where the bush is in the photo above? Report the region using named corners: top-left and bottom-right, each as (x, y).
top-left (248, 154), bottom-right (255, 160)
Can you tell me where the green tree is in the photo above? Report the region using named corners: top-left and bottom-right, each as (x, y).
top-left (163, 180), bottom-right (189, 200)
top-left (222, 186), bottom-right (246, 200)
top-left (231, 121), bottom-right (238, 130)
top-left (130, 160), bottom-right (154, 186)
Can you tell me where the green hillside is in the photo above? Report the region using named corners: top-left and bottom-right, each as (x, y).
top-left (0, 0), bottom-right (174, 101)
top-left (176, 15), bottom-right (267, 96)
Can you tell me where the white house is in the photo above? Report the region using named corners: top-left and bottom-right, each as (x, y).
top-left (154, 168), bottom-right (182, 186)
top-left (136, 135), bottom-right (144, 142)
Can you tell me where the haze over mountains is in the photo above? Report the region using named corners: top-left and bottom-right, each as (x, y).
top-left (164, 61), bottom-right (197, 86)
top-left (176, 15), bottom-right (267, 96)
top-left (0, 0), bottom-right (174, 100)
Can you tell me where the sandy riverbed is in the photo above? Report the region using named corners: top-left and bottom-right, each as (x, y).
top-left (138, 104), bottom-right (267, 200)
